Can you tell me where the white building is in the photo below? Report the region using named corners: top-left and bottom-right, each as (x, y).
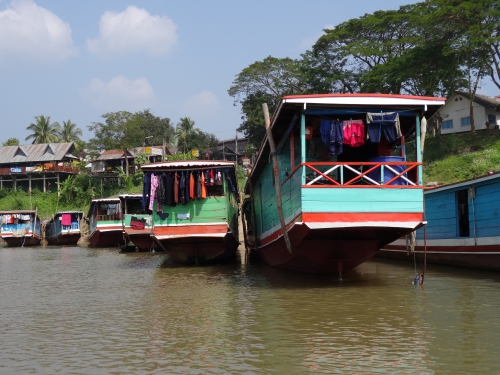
top-left (436, 91), bottom-right (500, 134)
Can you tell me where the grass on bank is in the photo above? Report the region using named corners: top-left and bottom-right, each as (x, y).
top-left (407, 129), bottom-right (500, 185)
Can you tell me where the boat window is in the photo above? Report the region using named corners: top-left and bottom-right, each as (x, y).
top-left (456, 189), bottom-right (470, 237)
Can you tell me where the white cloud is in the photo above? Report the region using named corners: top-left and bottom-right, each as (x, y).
top-left (181, 91), bottom-right (220, 118)
top-left (299, 24), bottom-right (336, 50)
top-left (82, 75), bottom-right (156, 111)
top-left (87, 6), bottom-right (177, 57)
top-left (0, 0), bottom-right (77, 64)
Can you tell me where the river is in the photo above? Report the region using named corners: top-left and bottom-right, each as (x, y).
top-left (1, 245), bottom-right (499, 374)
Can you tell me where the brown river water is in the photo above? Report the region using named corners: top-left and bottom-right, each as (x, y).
top-left (1, 245), bottom-right (499, 374)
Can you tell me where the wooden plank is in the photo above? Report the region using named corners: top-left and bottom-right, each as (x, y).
top-left (302, 188), bottom-right (423, 213)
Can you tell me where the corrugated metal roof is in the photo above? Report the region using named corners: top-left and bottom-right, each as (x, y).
top-left (0, 210), bottom-right (37, 214)
top-left (96, 149), bottom-right (133, 161)
top-left (0, 143), bottom-right (76, 164)
top-left (90, 197), bottom-right (121, 203)
top-left (455, 91), bottom-right (500, 110)
top-left (118, 194), bottom-right (142, 199)
top-left (141, 160), bottom-right (236, 171)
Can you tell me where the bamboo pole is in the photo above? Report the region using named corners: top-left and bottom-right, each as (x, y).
top-left (262, 103), bottom-right (292, 254)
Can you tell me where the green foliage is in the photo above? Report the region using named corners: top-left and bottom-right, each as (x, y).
top-left (236, 165), bottom-right (247, 193)
top-left (25, 115), bottom-right (60, 144)
top-left (228, 56), bottom-right (307, 101)
top-left (87, 111), bottom-right (145, 175)
top-left (2, 138), bottom-right (20, 146)
top-left (0, 189), bottom-right (65, 219)
top-left (87, 111), bottom-right (144, 151)
top-left (187, 131), bottom-right (221, 159)
top-left (175, 117), bottom-right (199, 154)
top-left (168, 153), bottom-right (197, 161)
top-left (228, 57), bottom-right (309, 151)
top-left (55, 120), bottom-right (83, 142)
top-left (135, 109), bottom-right (175, 149)
top-left (236, 92), bottom-right (274, 151)
top-left (422, 131), bottom-right (500, 184)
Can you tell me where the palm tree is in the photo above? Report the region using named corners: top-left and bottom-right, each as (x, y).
top-left (25, 115), bottom-right (60, 144)
top-left (55, 120), bottom-right (83, 143)
top-left (175, 117), bottom-right (200, 154)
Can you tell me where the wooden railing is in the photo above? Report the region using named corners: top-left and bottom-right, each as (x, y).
top-left (283, 161), bottom-right (421, 187)
top-left (0, 164), bottom-right (78, 175)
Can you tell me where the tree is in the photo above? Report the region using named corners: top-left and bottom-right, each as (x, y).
top-left (3, 138), bottom-right (19, 146)
top-left (135, 109), bottom-right (175, 154)
top-left (228, 56), bottom-right (308, 151)
top-left (25, 115), bottom-right (60, 144)
top-left (87, 111), bottom-right (144, 176)
top-left (308, 3), bottom-right (466, 96)
top-left (429, 0), bottom-right (499, 131)
top-left (187, 131), bottom-right (221, 159)
top-left (236, 92), bottom-right (274, 151)
top-left (175, 117), bottom-right (200, 154)
top-left (55, 120), bottom-right (83, 143)
top-left (228, 55), bottom-right (307, 106)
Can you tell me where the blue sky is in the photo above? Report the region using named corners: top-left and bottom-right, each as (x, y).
top-left (0, 0), bottom-right (497, 145)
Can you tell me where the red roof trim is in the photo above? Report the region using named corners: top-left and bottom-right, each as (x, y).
top-left (283, 93), bottom-right (446, 101)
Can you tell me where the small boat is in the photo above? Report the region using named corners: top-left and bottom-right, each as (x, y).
top-left (379, 172), bottom-right (500, 271)
top-left (45, 211), bottom-right (84, 245)
top-left (140, 160), bottom-right (240, 263)
top-left (242, 93), bottom-right (445, 275)
top-left (0, 210), bottom-right (42, 247)
top-left (87, 197), bottom-right (125, 248)
top-left (118, 194), bottom-right (154, 251)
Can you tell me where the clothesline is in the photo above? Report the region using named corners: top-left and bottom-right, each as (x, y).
top-left (306, 108), bottom-right (417, 117)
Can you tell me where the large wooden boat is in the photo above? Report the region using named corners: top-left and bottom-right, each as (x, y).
top-left (380, 172), bottom-right (500, 271)
top-left (45, 211), bottom-right (84, 245)
top-left (0, 210), bottom-right (42, 247)
top-left (140, 160), bottom-right (239, 263)
top-left (242, 93), bottom-right (445, 275)
top-left (118, 194), bottom-right (154, 251)
top-left (87, 197), bottom-right (125, 248)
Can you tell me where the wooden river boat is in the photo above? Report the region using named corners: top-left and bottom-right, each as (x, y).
top-left (242, 93), bottom-right (445, 275)
top-left (45, 211), bottom-right (84, 245)
top-left (380, 172), bottom-right (500, 271)
top-left (0, 210), bottom-right (42, 247)
top-left (141, 160), bottom-right (239, 263)
top-left (87, 197), bottom-right (125, 248)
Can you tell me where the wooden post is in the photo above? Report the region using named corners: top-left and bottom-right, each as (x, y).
top-left (263, 103), bottom-right (292, 254)
top-left (246, 169), bottom-right (258, 253)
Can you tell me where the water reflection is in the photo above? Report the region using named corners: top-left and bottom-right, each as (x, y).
top-left (0, 246), bottom-right (499, 374)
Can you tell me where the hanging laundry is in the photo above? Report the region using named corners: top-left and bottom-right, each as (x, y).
top-left (196, 171), bottom-right (202, 199)
top-left (343, 120), bottom-right (365, 147)
top-left (158, 172), bottom-right (167, 203)
top-left (174, 172), bottom-right (179, 204)
top-left (224, 170), bottom-right (236, 192)
top-left (107, 204), bottom-right (118, 215)
top-left (185, 172), bottom-right (190, 204)
top-left (165, 172), bottom-right (175, 206)
top-left (189, 171), bottom-right (195, 199)
top-left (130, 216), bottom-right (146, 230)
top-left (61, 213), bottom-right (71, 226)
top-left (320, 119), bottom-right (331, 145)
top-left (366, 112), bottom-right (402, 144)
top-left (142, 173), bottom-right (151, 212)
top-left (209, 169), bottom-right (215, 186)
top-left (329, 120), bottom-right (344, 154)
top-left (149, 174), bottom-right (160, 211)
top-left (179, 172), bottom-right (186, 205)
top-left (201, 170), bottom-right (207, 198)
